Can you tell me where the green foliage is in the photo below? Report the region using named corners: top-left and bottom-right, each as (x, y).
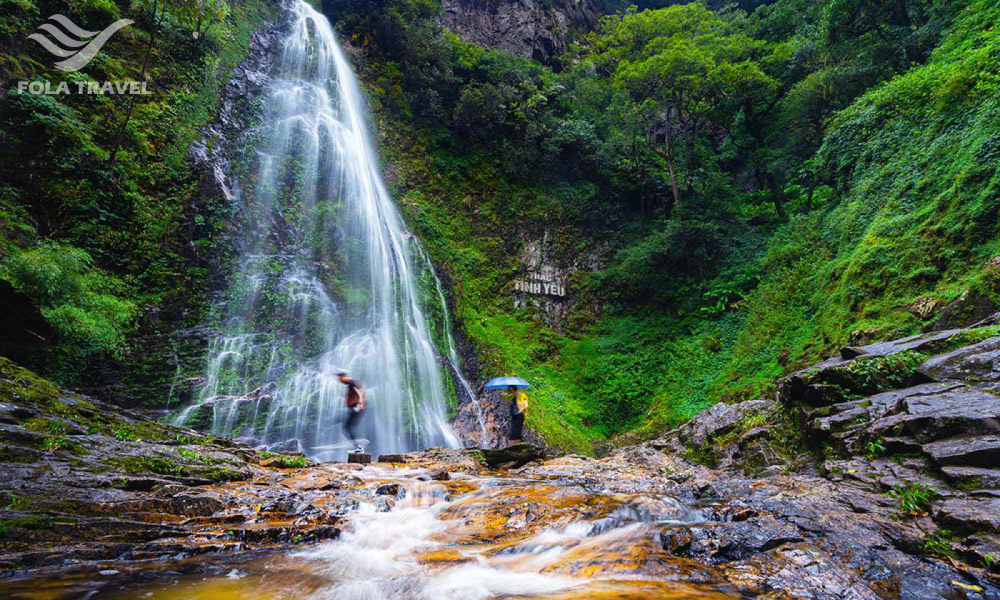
top-left (889, 481), bottom-right (936, 514)
top-left (864, 438), bottom-right (886, 458)
top-left (178, 448), bottom-right (217, 464)
top-left (922, 529), bottom-right (957, 558)
top-left (843, 352), bottom-right (925, 395)
top-left (2, 243), bottom-right (135, 357)
top-left (110, 455), bottom-right (185, 476)
top-left (0, 0), bottom-right (279, 386)
top-left (259, 452), bottom-right (308, 469)
top-left (41, 436), bottom-right (79, 453)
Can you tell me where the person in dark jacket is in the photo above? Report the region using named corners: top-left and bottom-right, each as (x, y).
top-left (338, 371), bottom-right (366, 452)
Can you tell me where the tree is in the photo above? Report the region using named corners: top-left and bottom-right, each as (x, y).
top-left (585, 4), bottom-right (779, 215)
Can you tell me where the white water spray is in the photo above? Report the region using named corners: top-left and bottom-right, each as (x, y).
top-left (178, 0), bottom-right (467, 457)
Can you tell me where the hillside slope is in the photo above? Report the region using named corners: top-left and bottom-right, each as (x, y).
top-left (336, 0), bottom-right (1000, 452)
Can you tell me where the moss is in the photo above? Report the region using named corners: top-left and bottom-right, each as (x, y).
top-left (680, 443), bottom-right (721, 469)
top-left (259, 452), bottom-right (308, 469)
top-left (107, 455), bottom-right (188, 478)
top-left (937, 325), bottom-right (1000, 353)
top-left (0, 447), bottom-right (39, 463)
top-left (0, 516), bottom-right (54, 538)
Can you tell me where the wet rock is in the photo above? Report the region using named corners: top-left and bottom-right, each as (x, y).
top-left (653, 400), bottom-right (770, 454)
top-left (867, 386), bottom-right (1000, 443)
top-left (377, 454), bottom-right (407, 463)
top-left (659, 527), bottom-right (695, 554)
top-left (961, 534), bottom-right (1000, 573)
top-left (725, 545), bottom-right (886, 599)
top-left (348, 453), bottom-right (371, 464)
top-left (374, 497), bottom-right (395, 512)
top-left (922, 436), bottom-right (1000, 467)
top-left (940, 466), bottom-right (1000, 489)
top-left (934, 497), bottom-right (1000, 533)
top-left (918, 337), bottom-right (1000, 391)
top-left (374, 483), bottom-right (401, 498)
top-left (480, 443), bottom-right (545, 469)
top-left (662, 515), bottom-right (804, 564)
top-left (823, 457), bottom-right (946, 495)
top-left (430, 470), bottom-right (450, 481)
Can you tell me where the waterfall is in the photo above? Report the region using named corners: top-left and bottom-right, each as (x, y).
top-left (177, 0), bottom-right (465, 458)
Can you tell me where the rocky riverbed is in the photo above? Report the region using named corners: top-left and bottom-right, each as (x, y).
top-left (3, 317), bottom-right (1000, 598)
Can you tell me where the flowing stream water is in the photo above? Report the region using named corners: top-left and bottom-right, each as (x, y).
top-left (66, 464), bottom-right (741, 600)
top-left (176, 0), bottom-right (482, 457)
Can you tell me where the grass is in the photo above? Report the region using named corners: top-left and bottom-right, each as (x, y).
top-left (112, 425), bottom-right (139, 442)
top-left (178, 448), bottom-right (218, 465)
top-left (259, 452), bottom-right (308, 469)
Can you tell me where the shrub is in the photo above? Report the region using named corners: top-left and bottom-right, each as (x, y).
top-left (2, 243), bottom-right (135, 357)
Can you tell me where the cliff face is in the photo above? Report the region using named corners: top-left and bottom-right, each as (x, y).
top-left (439, 0), bottom-right (597, 63)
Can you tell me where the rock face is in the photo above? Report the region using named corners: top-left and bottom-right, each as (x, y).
top-left (0, 358), bottom-right (348, 570)
top-left (655, 315), bottom-right (1000, 590)
top-left (439, 0), bottom-right (598, 63)
top-left (511, 232), bottom-right (604, 329)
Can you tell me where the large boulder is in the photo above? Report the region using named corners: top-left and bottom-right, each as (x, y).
top-left (480, 443), bottom-right (545, 469)
top-left (866, 385), bottom-right (1000, 443)
top-left (918, 336), bottom-right (1000, 392)
top-left (934, 497), bottom-right (1000, 533)
top-left (921, 436), bottom-right (1000, 468)
top-left (780, 351), bottom-right (930, 407)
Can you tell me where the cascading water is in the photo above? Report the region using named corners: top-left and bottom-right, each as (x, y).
top-left (177, 0), bottom-right (467, 458)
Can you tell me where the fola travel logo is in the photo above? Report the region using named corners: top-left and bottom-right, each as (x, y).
top-left (17, 14), bottom-right (150, 95)
top-left (29, 14), bottom-right (133, 72)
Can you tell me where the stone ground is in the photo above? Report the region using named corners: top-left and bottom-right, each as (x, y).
top-left (2, 317), bottom-right (1000, 598)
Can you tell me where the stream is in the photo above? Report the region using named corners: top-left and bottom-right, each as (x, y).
top-left (3, 464), bottom-right (749, 600)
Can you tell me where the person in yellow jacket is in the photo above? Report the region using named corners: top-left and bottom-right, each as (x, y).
top-left (508, 384), bottom-right (528, 445)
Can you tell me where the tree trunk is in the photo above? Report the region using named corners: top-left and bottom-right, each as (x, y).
top-left (662, 123), bottom-right (680, 214)
top-left (108, 0), bottom-right (159, 166)
top-left (765, 171), bottom-right (785, 219)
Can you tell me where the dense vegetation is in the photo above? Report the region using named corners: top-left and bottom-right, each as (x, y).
top-left (1, 0), bottom-right (277, 392)
top-left (2, 0), bottom-right (998, 453)
top-left (329, 0), bottom-right (1000, 450)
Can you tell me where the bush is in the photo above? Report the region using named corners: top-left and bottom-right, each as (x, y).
top-left (2, 243), bottom-right (135, 357)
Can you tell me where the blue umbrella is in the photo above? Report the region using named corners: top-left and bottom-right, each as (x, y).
top-left (483, 376), bottom-right (531, 390)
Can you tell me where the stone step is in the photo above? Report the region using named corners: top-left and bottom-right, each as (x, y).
top-left (940, 466), bottom-right (1000, 490)
top-left (348, 453), bottom-right (371, 464)
top-left (922, 436), bottom-right (1000, 468)
top-left (934, 497), bottom-right (1000, 533)
top-left (868, 386), bottom-right (1000, 442)
top-left (377, 454), bottom-right (408, 463)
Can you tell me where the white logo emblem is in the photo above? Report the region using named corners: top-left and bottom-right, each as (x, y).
top-left (28, 14), bottom-right (133, 72)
